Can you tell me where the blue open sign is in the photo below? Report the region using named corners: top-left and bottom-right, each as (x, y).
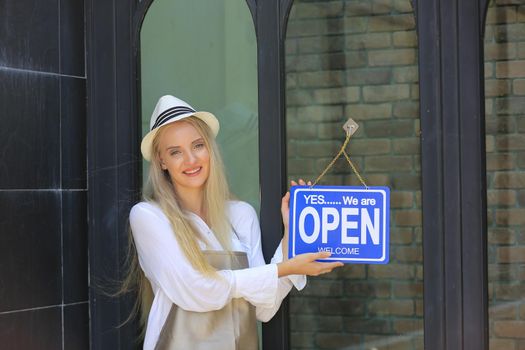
top-left (288, 186), bottom-right (390, 264)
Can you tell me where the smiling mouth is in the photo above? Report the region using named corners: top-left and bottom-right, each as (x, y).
top-left (183, 167), bottom-right (202, 176)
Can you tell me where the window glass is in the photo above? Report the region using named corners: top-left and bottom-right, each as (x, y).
top-left (484, 1), bottom-right (525, 349)
top-left (285, 1), bottom-right (423, 348)
top-left (140, 0), bottom-right (260, 210)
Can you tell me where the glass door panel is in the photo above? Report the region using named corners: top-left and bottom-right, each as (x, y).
top-left (484, 1), bottom-right (525, 349)
top-left (285, 1), bottom-right (423, 349)
top-left (140, 0), bottom-right (259, 210)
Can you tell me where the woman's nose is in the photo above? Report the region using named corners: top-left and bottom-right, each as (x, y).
top-left (183, 150), bottom-right (197, 165)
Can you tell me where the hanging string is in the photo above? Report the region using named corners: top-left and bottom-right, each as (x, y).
top-left (342, 149), bottom-right (368, 188)
top-left (310, 132), bottom-right (368, 189)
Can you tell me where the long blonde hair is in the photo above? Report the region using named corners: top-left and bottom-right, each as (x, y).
top-left (124, 116), bottom-right (232, 334)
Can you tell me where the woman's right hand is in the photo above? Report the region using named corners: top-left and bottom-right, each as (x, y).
top-left (277, 251), bottom-right (343, 277)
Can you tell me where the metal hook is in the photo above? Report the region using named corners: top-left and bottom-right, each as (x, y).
top-left (342, 118), bottom-right (359, 137)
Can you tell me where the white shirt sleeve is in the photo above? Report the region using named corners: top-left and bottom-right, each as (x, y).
top-left (129, 202), bottom-right (279, 312)
top-left (229, 202), bottom-right (307, 322)
top-left (270, 240), bottom-right (307, 291)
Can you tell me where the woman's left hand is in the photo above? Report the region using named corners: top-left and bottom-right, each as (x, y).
top-left (281, 179), bottom-right (311, 230)
top-left (281, 179), bottom-right (311, 260)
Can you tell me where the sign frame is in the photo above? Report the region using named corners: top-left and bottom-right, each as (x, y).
top-left (288, 185), bottom-right (390, 264)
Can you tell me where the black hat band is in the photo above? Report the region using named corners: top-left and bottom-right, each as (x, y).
top-left (151, 106), bottom-right (196, 130)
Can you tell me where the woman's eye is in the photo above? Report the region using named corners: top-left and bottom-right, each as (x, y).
top-left (194, 143), bottom-right (205, 149)
top-left (170, 150), bottom-right (181, 156)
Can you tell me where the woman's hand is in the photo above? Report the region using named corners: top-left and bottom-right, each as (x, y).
top-left (278, 180), bottom-right (343, 277)
top-left (277, 251), bottom-right (343, 277)
top-left (281, 179), bottom-right (311, 260)
top-left (281, 179), bottom-right (311, 230)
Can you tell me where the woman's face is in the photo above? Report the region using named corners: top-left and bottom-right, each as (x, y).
top-left (157, 121), bottom-right (210, 193)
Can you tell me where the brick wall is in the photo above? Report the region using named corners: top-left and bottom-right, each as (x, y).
top-left (484, 1), bottom-right (525, 350)
top-left (285, 1), bottom-right (423, 349)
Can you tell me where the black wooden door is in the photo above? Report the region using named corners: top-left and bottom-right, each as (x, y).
top-left (86, 1), bottom-right (490, 349)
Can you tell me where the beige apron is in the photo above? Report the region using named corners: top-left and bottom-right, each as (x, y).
top-left (154, 251), bottom-right (258, 350)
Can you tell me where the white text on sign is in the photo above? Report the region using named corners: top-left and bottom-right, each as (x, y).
top-left (298, 206), bottom-right (380, 245)
top-left (304, 194), bottom-right (376, 206)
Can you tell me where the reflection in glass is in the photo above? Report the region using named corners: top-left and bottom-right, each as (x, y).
top-left (285, 1), bottom-right (423, 349)
top-left (484, 1), bottom-right (525, 349)
top-left (140, 0), bottom-right (259, 210)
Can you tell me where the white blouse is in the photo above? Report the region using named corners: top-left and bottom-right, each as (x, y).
top-left (129, 200), bottom-right (306, 350)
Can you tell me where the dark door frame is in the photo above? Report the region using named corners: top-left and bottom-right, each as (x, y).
top-left (86, 0), bottom-right (491, 349)
top-left (86, 0), bottom-right (140, 348)
top-left (419, 0), bottom-right (490, 349)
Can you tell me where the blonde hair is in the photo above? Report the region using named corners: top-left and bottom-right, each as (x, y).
top-left (124, 116), bottom-right (232, 334)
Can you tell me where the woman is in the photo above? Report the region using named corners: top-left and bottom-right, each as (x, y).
top-left (129, 95), bottom-right (343, 350)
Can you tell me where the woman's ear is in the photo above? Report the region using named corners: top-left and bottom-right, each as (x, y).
top-left (157, 154), bottom-right (168, 170)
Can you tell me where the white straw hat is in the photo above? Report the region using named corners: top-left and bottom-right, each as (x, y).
top-left (141, 95), bottom-right (220, 161)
